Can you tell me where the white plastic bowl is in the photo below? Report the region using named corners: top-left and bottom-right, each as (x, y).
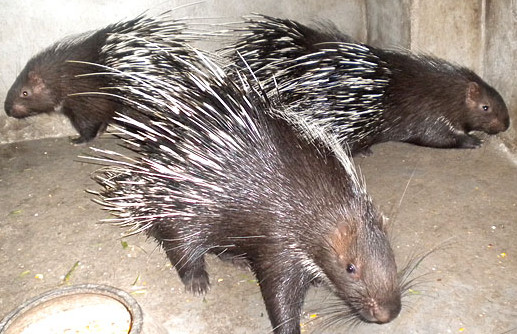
top-left (0, 284), bottom-right (143, 334)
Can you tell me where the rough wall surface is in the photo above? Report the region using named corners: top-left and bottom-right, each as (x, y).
top-left (0, 0), bottom-right (515, 152)
top-left (0, 0), bottom-right (366, 144)
top-left (485, 0), bottom-right (517, 151)
top-left (365, 0), bottom-right (411, 48)
top-left (0, 0), bottom-right (171, 143)
top-left (410, 0), bottom-right (484, 71)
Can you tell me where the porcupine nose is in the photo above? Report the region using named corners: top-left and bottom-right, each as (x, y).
top-left (371, 300), bottom-right (401, 324)
top-left (361, 295), bottom-right (401, 324)
top-left (484, 115), bottom-right (510, 134)
top-left (372, 308), bottom-right (396, 323)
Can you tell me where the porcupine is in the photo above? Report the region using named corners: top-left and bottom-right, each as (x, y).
top-left (3, 14), bottom-right (190, 144)
top-left (227, 14), bottom-right (510, 155)
top-left (85, 33), bottom-right (402, 334)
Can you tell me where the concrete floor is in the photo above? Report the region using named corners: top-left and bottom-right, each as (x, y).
top-left (0, 134), bottom-right (516, 333)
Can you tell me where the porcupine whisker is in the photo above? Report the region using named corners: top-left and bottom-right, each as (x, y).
top-left (372, 159), bottom-right (441, 303)
top-left (382, 157), bottom-right (451, 300)
top-left (316, 307), bottom-right (363, 331)
top-left (306, 265), bottom-right (406, 331)
top-left (395, 164), bottom-right (417, 215)
top-left (399, 241), bottom-right (453, 296)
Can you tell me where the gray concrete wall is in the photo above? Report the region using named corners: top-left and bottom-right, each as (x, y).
top-left (364, 0), bottom-right (516, 156)
top-left (1, 0), bottom-right (515, 152)
top-left (410, 0), bottom-right (484, 71)
top-left (485, 0), bottom-right (517, 151)
top-left (365, 0), bottom-right (411, 48)
top-left (0, 0), bottom-right (366, 143)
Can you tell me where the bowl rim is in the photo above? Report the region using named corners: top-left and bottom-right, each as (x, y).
top-left (0, 283), bottom-right (143, 334)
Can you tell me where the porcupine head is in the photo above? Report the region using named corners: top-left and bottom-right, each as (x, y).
top-left (308, 194), bottom-right (401, 324)
top-left (4, 55), bottom-right (59, 118)
top-left (3, 32), bottom-right (119, 144)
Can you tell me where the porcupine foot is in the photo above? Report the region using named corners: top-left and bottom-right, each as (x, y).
top-left (456, 133), bottom-right (482, 148)
top-left (68, 111), bottom-right (107, 144)
top-left (166, 249), bottom-right (210, 295)
top-left (407, 130), bottom-right (482, 149)
top-left (151, 228), bottom-right (210, 294)
top-left (178, 265), bottom-right (210, 295)
top-left (71, 135), bottom-right (94, 144)
top-left (434, 133), bottom-right (482, 149)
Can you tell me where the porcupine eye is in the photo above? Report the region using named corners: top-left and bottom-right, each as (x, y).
top-left (346, 264), bottom-right (356, 274)
top-left (482, 105), bottom-right (489, 111)
top-left (21, 91), bottom-right (29, 98)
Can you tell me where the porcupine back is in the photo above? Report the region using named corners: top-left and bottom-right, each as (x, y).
top-left (3, 14), bottom-right (190, 143)
top-left (87, 33), bottom-right (401, 333)
top-left (227, 14), bottom-right (509, 155)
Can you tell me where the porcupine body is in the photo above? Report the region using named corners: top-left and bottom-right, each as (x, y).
top-left (87, 34), bottom-right (402, 333)
top-left (3, 15), bottom-right (189, 144)
top-left (228, 14), bottom-right (510, 155)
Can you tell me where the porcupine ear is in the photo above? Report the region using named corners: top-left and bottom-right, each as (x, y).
top-left (465, 81), bottom-right (481, 109)
top-left (27, 70), bottom-right (47, 93)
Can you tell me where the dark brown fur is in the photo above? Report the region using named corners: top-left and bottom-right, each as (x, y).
top-left (4, 29), bottom-right (119, 143)
top-left (368, 51), bottom-right (510, 150)
top-left (229, 15), bottom-right (510, 155)
top-left (97, 117), bottom-right (402, 334)
top-left (4, 16), bottom-right (188, 144)
top-left (89, 38), bottom-right (402, 333)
